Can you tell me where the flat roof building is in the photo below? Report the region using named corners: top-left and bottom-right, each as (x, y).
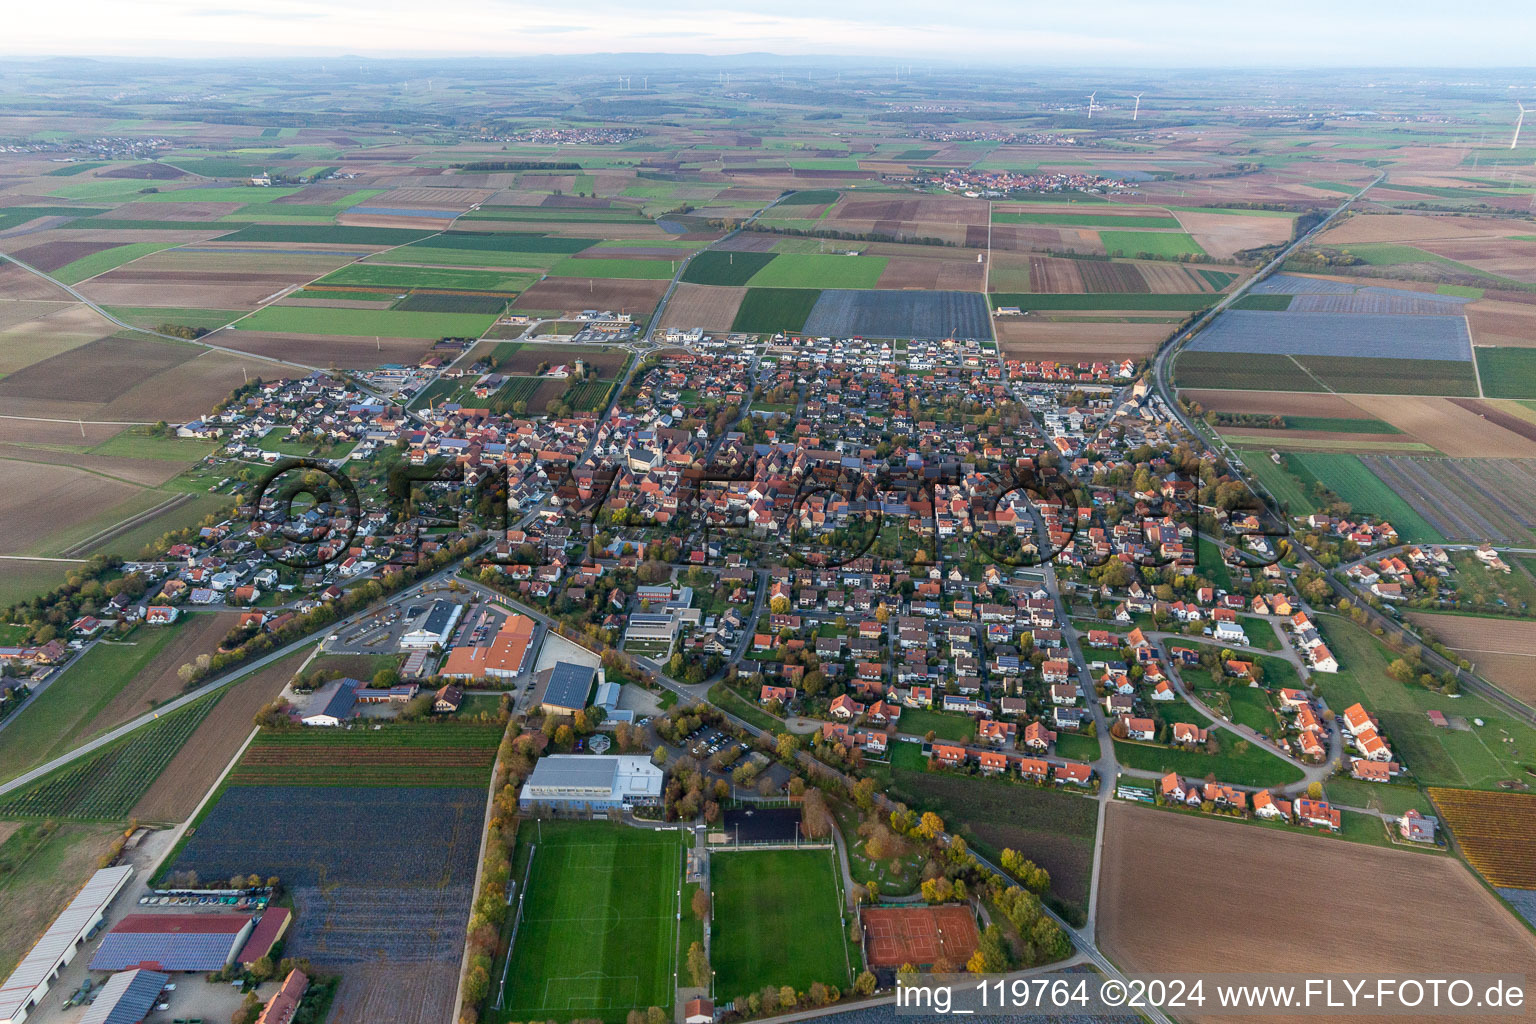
top-left (519, 754), bottom-right (664, 812)
top-left (441, 613), bottom-right (536, 681)
top-left (534, 661), bottom-right (598, 715)
top-left (0, 865), bottom-right (133, 1024)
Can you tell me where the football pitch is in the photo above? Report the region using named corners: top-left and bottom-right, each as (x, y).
top-left (499, 823), bottom-right (683, 1023)
top-left (710, 849), bottom-right (851, 1003)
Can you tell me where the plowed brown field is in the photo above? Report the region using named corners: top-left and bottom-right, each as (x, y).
top-left (1100, 802), bottom-right (1536, 1024)
top-left (1406, 612), bottom-right (1536, 707)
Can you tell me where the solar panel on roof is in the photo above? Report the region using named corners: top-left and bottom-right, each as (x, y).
top-left (90, 930), bottom-right (243, 972)
top-left (79, 969), bottom-right (170, 1024)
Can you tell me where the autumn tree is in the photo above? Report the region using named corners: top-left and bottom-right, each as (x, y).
top-left (687, 941), bottom-right (710, 989)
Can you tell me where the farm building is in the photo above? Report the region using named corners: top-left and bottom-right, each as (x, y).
top-left (399, 600), bottom-right (463, 650)
top-left (300, 679), bottom-right (360, 726)
top-left (0, 866), bottom-right (133, 1024)
top-left (519, 754), bottom-right (664, 812)
top-left (90, 914), bottom-right (254, 972)
top-left (77, 969), bottom-right (171, 1024)
top-left (534, 661), bottom-right (599, 715)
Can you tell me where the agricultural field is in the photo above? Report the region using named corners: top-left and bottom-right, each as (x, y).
top-left (497, 823), bottom-right (683, 1024)
top-left (731, 287), bottom-right (822, 334)
top-left (0, 822), bottom-right (124, 979)
top-left (1099, 801), bottom-right (1536, 1014)
top-left (0, 689), bottom-right (220, 821)
top-left (1286, 453), bottom-right (1446, 543)
top-left (233, 305), bottom-right (498, 338)
top-left (1356, 456), bottom-right (1536, 544)
top-left (801, 289), bottom-right (991, 341)
top-left (225, 722), bottom-right (501, 787)
top-left (656, 283), bottom-right (746, 332)
top-left (745, 253), bottom-right (887, 289)
top-left (710, 849), bottom-right (851, 1004)
top-left (1427, 788), bottom-right (1536, 889)
top-left (1476, 348), bottom-right (1536, 400)
top-left (1098, 231), bottom-right (1206, 259)
top-left (131, 651), bottom-right (308, 823)
top-left (1188, 310), bottom-right (1472, 362)
top-left (0, 625), bottom-right (181, 783)
top-left (171, 784), bottom-right (485, 1024)
top-left (885, 764), bottom-right (1096, 924)
top-left (679, 249), bottom-right (776, 286)
top-left (1407, 613), bottom-right (1536, 706)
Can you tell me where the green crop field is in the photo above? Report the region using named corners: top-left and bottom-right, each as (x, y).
top-left (1232, 294), bottom-right (1294, 311)
top-left (226, 722), bottom-right (500, 787)
top-left (777, 189), bottom-right (841, 206)
top-left (747, 253), bottom-right (887, 289)
top-left (100, 306), bottom-right (244, 332)
top-left (55, 242), bottom-right (178, 284)
top-left (1282, 416), bottom-right (1401, 433)
top-left (216, 224), bottom-right (435, 245)
top-left (993, 212), bottom-right (1182, 228)
top-left (989, 293), bottom-right (1215, 311)
top-left (1099, 230), bottom-right (1207, 259)
top-left (680, 250), bottom-right (777, 286)
top-left (1288, 452), bottom-right (1445, 542)
top-left (394, 292), bottom-right (509, 314)
top-left (710, 849), bottom-right (850, 1003)
top-left (1174, 352), bottom-right (1323, 392)
top-left (317, 264), bottom-right (533, 292)
top-left (0, 206), bottom-right (110, 231)
top-left (549, 257), bottom-right (678, 279)
top-left (1310, 615), bottom-right (1536, 790)
top-left (1475, 348), bottom-right (1536, 399)
top-left (0, 690), bottom-right (220, 821)
top-left (1299, 355), bottom-right (1478, 397)
top-left (426, 232), bottom-right (595, 253)
top-left (498, 823), bottom-right (682, 1024)
top-left (0, 627), bottom-right (181, 784)
top-left (377, 246), bottom-right (568, 269)
top-left (234, 305), bottom-right (497, 338)
top-left (731, 288), bottom-right (821, 334)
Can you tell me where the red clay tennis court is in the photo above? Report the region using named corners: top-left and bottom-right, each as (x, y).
top-left (861, 905), bottom-right (979, 968)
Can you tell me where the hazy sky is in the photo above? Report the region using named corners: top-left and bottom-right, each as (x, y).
top-left (7, 0), bottom-right (1536, 65)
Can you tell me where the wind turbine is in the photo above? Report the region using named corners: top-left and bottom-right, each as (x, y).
top-left (1131, 92), bottom-right (1144, 121)
top-left (1086, 91), bottom-right (1098, 119)
top-left (1513, 102), bottom-right (1528, 150)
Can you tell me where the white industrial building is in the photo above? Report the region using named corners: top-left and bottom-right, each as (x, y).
top-left (518, 755), bottom-right (663, 813)
top-left (0, 865), bottom-right (133, 1024)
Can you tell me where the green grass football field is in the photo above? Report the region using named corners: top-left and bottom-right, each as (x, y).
top-left (499, 823), bottom-right (683, 1023)
top-left (710, 848), bottom-right (851, 1003)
